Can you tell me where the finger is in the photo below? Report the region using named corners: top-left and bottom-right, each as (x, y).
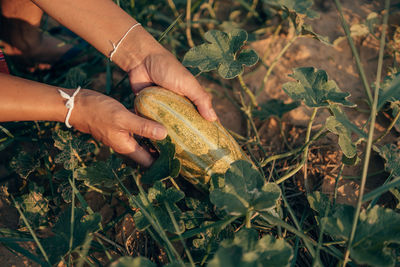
top-left (121, 137), bottom-right (154, 167)
top-left (107, 131), bottom-right (154, 167)
top-left (154, 59), bottom-right (218, 121)
top-left (122, 112), bottom-right (168, 140)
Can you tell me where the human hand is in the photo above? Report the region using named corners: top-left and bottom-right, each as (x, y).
top-left (69, 89), bottom-right (167, 167)
top-left (126, 38), bottom-right (218, 121)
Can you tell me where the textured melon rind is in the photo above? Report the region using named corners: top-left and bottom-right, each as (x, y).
top-left (135, 86), bottom-right (249, 184)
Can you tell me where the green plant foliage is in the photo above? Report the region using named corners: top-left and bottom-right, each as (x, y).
top-left (390, 102), bottom-right (400, 132)
top-left (376, 144), bottom-right (400, 177)
top-left (9, 150), bottom-right (41, 179)
top-left (378, 72), bottom-right (400, 111)
top-left (17, 183), bottom-right (49, 227)
top-left (141, 137), bottom-right (180, 184)
top-left (263, 0), bottom-right (318, 18)
top-left (283, 67), bottom-right (355, 108)
top-left (57, 182), bottom-right (73, 203)
top-left (300, 24), bottom-right (330, 45)
top-left (133, 181), bottom-right (185, 233)
top-left (182, 29), bottom-right (259, 79)
top-left (208, 228), bottom-right (293, 267)
top-left (182, 197), bottom-right (213, 229)
top-left (40, 207), bottom-right (101, 264)
top-left (309, 192), bottom-right (400, 267)
top-left (77, 156), bottom-right (130, 188)
top-left (53, 130), bottom-right (94, 170)
top-left (326, 116), bottom-right (357, 160)
top-left (109, 256), bottom-right (156, 267)
top-left (252, 99), bottom-right (300, 120)
top-left (210, 160), bottom-right (281, 216)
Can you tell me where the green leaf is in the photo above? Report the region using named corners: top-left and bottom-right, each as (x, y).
top-left (376, 144), bottom-right (400, 177)
top-left (282, 67), bottom-right (355, 108)
top-left (208, 228), bottom-right (293, 267)
top-left (326, 116), bottom-right (357, 159)
top-left (17, 183), bottom-right (49, 227)
top-left (57, 182), bottom-right (73, 203)
top-left (133, 181), bottom-right (185, 233)
top-left (210, 160), bottom-right (281, 216)
top-left (109, 256), bottom-right (156, 267)
top-left (53, 130), bottom-right (94, 170)
top-left (141, 137), bottom-right (181, 184)
top-left (310, 192), bottom-right (400, 267)
top-left (183, 29), bottom-right (259, 79)
top-left (77, 156), bottom-right (130, 188)
top-left (263, 0), bottom-right (318, 18)
top-left (301, 24), bottom-right (330, 45)
top-left (182, 198), bottom-right (213, 229)
top-left (377, 72), bottom-right (400, 111)
top-left (252, 99), bottom-right (300, 120)
top-left (40, 207), bottom-right (101, 264)
top-left (9, 150), bottom-right (40, 179)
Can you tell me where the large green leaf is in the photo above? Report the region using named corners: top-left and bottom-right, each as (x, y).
top-left (282, 67), bottom-right (355, 108)
top-left (141, 137), bottom-right (180, 184)
top-left (207, 228), bottom-right (293, 267)
top-left (77, 156), bottom-right (130, 188)
top-left (40, 207), bottom-right (101, 264)
top-left (133, 181), bottom-right (185, 233)
top-left (109, 256), bottom-right (156, 267)
top-left (9, 150), bottom-right (40, 179)
top-left (252, 99), bottom-right (300, 120)
top-left (309, 192), bottom-right (400, 267)
top-left (210, 160), bottom-right (281, 216)
top-left (183, 29), bottom-right (258, 79)
top-left (53, 130), bottom-right (94, 170)
top-left (376, 144), bottom-right (400, 177)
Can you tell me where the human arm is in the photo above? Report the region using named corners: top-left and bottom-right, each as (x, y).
top-left (30, 0), bottom-right (217, 121)
top-left (0, 73), bottom-right (167, 166)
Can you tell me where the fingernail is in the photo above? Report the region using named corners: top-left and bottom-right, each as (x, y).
top-left (153, 126), bottom-right (167, 139)
top-left (208, 109), bottom-right (218, 121)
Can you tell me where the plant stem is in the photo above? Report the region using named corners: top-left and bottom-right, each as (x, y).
top-left (165, 202), bottom-right (195, 267)
top-left (334, 0), bottom-right (373, 105)
top-left (257, 35), bottom-right (298, 97)
top-left (186, 0), bottom-right (195, 48)
top-left (245, 210), bottom-right (253, 228)
top-left (303, 108), bottom-right (317, 192)
top-left (11, 196), bottom-right (51, 266)
top-left (261, 125), bottom-right (326, 167)
top-left (373, 108), bottom-right (400, 143)
top-left (282, 184), bottom-right (315, 257)
top-left (275, 108), bottom-right (318, 184)
top-left (238, 74), bottom-right (258, 107)
top-left (342, 1), bottom-right (390, 265)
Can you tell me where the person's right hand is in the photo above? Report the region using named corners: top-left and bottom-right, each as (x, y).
top-left (68, 88), bottom-right (167, 167)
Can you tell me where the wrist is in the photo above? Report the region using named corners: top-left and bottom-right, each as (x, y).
top-left (111, 25), bottom-right (166, 72)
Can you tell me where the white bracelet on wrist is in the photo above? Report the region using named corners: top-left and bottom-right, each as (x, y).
top-left (58, 86), bottom-right (81, 128)
top-left (109, 22), bottom-right (141, 62)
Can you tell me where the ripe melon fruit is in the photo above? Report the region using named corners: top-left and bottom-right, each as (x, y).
top-left (135, 86), bottom-right (250, 184)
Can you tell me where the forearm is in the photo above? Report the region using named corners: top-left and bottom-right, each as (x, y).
top-left (31, 0), bottom-right (163, 71)
top-left (0, 73), bottom-right (70, 122)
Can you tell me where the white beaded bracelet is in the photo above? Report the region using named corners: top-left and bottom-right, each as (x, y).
top-left (58, 86), bottom-right (81, 128)
top-left (109, 22), bottom-right (141, 62)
